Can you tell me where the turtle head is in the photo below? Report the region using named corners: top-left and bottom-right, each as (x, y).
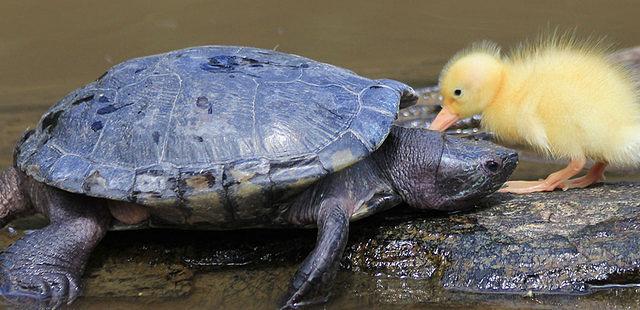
top-left (376, 126), bottom-right (517, 212)
top-left (428, 132), bottom-right (518, 210)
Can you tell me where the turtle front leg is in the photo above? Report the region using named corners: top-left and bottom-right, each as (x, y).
top-left (281, 198), bottom-right (350, 309)
top-left (0, 167), bottom-right (32, 227)
top-left (0, 184), bottom-right (110, 309)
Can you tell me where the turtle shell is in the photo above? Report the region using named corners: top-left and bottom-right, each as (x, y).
top-left (16, 46), bottom-right (414, 213)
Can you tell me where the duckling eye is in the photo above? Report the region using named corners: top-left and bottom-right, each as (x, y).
top-left (453, 89), bottom-right (463, 97)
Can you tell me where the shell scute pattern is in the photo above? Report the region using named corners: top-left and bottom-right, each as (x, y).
top-left (17, 46), bottom-right (407, 211)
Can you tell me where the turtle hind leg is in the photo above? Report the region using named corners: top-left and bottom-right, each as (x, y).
top-left (281, 198), bottom-right (349, 309)
top-left (0, 184), bottom-right (110, 309)
top-left (0, 167), bottom-right (32, 227)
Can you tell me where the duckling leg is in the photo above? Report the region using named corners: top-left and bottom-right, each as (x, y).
top-left (563, 161), bottom-right (607, 189)
top-left (499, 158), bottom-right (586, 194)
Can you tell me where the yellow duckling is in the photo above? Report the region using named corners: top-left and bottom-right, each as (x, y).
top-left (430, 35), bottom-right (640, 194)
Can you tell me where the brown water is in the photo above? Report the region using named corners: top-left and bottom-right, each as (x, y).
top-left (2, 1), bottom-right (640, 309)
top-left (2, 0), bottom-right (640, 167)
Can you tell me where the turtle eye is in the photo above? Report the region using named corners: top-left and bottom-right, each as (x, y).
top-left (484, 160), bottom-right (501, 173)
top-left (453, 89), bottom-right (462, 97)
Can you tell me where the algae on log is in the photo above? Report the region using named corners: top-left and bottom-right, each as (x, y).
top-left (342, 182), bottom-right (640, 295)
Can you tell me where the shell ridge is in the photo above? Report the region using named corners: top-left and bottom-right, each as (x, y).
top-left (249, 78), bottom-right (262, 158)
top-left (159, 71), bottom-right (184, 162)
top-left (297, 80), bottom-right (359, 96)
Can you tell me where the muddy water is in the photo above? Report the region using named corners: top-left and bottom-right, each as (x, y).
top-left (2, 0), bottom-right (640, 309)
top-left (3, 0), bottom-right (640, 167)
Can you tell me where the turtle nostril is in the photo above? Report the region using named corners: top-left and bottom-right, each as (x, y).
top-left (484, 160), bottom-right (501, 172)
top-left (503, 152), bottom-right (519, 169)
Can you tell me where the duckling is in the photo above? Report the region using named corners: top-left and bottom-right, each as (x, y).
top-left (429, 35), bottom-right (640, 194)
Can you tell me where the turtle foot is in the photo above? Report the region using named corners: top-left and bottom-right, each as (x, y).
top-left (0, 253), bottom-right (81, 309)
top-left (280, 199), bottom-right (349, 309)
top-left (0, 185), bottom-right (110, 309)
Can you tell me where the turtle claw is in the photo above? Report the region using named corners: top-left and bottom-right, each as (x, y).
top-left (280, 290), bottom-right (329, 310)
top-left (47, 272), bottom-right (79, 309)
top-left (0, 182), bottom-right (109, 309)
top-left (0, 263), bottom-right (81, 309)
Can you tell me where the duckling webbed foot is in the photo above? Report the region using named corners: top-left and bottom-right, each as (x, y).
top-left (499, 158), bottom-right (586, 194)
top-left (563, 162), bottom-right (607, 189)
top-left (499, 180), bottom-right (566, 194)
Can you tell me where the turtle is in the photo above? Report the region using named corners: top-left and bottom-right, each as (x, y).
top-left (0, 46), bottom-right (518, 308)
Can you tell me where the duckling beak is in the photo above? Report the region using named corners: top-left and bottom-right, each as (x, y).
top-left (429, 107), bottom-right (460, 131)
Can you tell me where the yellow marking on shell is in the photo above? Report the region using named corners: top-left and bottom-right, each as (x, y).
top-left (290, 177), bottom-right (316, 189)
top-left (140, 196), bottom-right (177, 208)
top-left (236, 181), bottom-right (262, 198)
top-left (229, 169), bottom-right (255, 182)
top-left (185, 175), bottom-right (212, 191)
top-left (330, 149), bottom-right (357, 172)
top-left (185, 192), bottom-right (227, 225)
top-left (187, 191), bottom-right (223, 208)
